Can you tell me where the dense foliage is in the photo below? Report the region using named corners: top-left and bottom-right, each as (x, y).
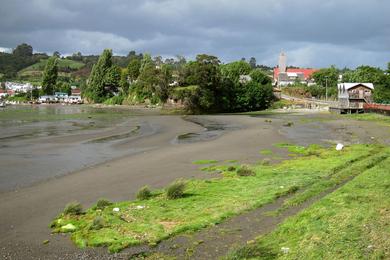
top-left (84, 49), bottom-right (120, 102)
top-left (0, 43), bottom-right (47, 79)
top-left (41, 56), bottom-right (58, 95)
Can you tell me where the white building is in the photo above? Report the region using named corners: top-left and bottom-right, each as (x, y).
top-left (5, 82), bottom-right (33, 93)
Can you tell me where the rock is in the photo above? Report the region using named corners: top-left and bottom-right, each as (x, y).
top-left (60, 223), bottom-right (76, 232)
top-left (136, 205), bottom-right (145, 209)
top-left (113, 207), bottom-right (120, 212)
top-left (336, 143), bottom-right (344, 151)
top-left (281, 247), bottom-right (290, 254)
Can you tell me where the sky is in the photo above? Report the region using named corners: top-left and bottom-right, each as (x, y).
top-left (0, 0), bottom-right (389, 69)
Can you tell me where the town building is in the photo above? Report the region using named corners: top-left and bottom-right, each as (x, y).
top-left (5, 82), bottom-right (33, 93)
top-left (337, 83), bottom-right (374, 108)
top-left (273, 52), bottom-right (318, 86)
top-left (71, 88), bottom-right (81, 96)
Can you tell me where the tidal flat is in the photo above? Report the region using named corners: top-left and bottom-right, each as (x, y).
top-left (0, 105), bottom-right (389, 259)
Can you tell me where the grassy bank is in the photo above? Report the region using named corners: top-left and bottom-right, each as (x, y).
top-left (346, 113), bottom-right (390, 127)
top-left (50, 144), bottom-right (388, 253)
top-left (227, 156), bottom-right (390, 259)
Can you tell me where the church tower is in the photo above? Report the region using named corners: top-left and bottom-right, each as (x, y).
top-left (278, 51), bottom-right (287, 73)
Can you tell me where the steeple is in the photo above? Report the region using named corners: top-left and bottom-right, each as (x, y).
top-left (279, 51), bottom-right (287, 73)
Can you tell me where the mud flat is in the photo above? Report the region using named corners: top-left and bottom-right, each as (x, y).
top-left (0, 107), bottom-right (389, 259)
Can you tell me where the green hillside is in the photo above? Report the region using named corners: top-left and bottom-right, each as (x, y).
top-left (16, 58), bottom-right (86, 84)
top-left (20, 58), bottom-right (85, 72)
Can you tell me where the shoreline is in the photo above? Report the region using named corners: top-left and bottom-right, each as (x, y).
top-left (1, 110), bottom-right (389, 259)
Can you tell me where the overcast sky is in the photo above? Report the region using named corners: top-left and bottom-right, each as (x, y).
top-left (0, 0), bottom-right (389, 68)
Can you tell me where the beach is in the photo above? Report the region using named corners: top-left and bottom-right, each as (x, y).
top-left (0, 105), bottom-right (389, 259)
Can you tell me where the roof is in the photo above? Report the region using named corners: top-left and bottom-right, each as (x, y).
top-left (337, 83), bottom-right (374, 90)
top-left (274, 68), bottom-right (318, 80)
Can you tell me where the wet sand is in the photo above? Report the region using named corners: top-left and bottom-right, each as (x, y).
top-left (0, 108), bottom-right (389, 259)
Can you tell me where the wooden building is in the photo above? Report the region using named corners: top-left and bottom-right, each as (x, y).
top-left (330, 83), bottom-right (374, 114)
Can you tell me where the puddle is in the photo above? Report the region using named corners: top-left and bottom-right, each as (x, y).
top-left (175, 116), bottom-right (241, 143)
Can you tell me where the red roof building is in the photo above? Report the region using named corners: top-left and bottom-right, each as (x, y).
top-left (273, 68), bottom-right (318, 81)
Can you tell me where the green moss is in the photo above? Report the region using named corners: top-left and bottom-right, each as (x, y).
top-left (259, 149), bottom-right (273, 155)
top-left (51, 144), bottom-right (386, 253)
top-left (192, 159), bottom-right (218, 165)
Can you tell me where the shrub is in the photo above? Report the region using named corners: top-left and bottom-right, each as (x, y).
top-left (96, 198), bottom-right (112, 210)
top-left (63, 202), bottom-right (83, 215)
top-left (166, 180), bottom-right (186, 200)
top-left (91, 216), bottom-right (105, 230)
top-left (136, 186), bottom-right (152, 200)
top-left (260, 158), bottom-right (271, 166)
top-left (227, 166), bottom-right (236, 171)
top-left (237, 166), bottom-right (256, 176)
top-left (283, 121), bottom-right (294, 127)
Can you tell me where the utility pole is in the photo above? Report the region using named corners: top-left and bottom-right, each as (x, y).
top-left (325, 76), bottom-right (328, 101)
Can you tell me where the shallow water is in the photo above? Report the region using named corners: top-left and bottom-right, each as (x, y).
top-left (0, 105), bottom-right (150, 192)
top-left (175, 116), bottom-right (241, 143)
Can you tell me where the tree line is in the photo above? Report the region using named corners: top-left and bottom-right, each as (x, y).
top-left (82, 49), bottom-right (275, 113)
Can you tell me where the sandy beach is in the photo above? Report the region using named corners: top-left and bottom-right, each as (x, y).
top-left (1, 107), bottom-right (389, 259)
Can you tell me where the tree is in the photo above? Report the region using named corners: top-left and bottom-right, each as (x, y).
top-left (241, 80), bottom-right (274, 111)
top-left (56, 81), bottom-right (71, 95)
top-left (181, 54), bottom-right (222, 112)
top-left (41, 56), bottom-right (58, 95)
top-left (127, 58), bottom-right (141, 83)
top-left (119, 69), bottom-right (130, 94)
top-left (53, 51), bottom-right (61, 58)
top-left (156, 64), bottom-right (173, 102)
top-left (312, 66), bottom-right (339, 89)
top-left (86, 49), bottom-right (118, 102)
top-left (104, 65), bottom-right (121, 93)
top-left (343, 65), bottom-right (385, 85)
top-left (250, 69), bottom-right (272, 85)
top-left (221, 60), bottom-right (252, 84)
top-left (249, 57), bottom-right (257, 69)
top-left (13, 43), bottom-right (33, 57)
top-left (226, 69), bottom-right (273, 112)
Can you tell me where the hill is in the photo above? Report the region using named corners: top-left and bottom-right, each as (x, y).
top-left (20, 58), bottom-right (85, 72)
top-left (17, 58), bottom-right (86, 84)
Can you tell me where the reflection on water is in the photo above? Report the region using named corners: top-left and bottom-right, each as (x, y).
top-left (0, 105), bottom-right (146, 192)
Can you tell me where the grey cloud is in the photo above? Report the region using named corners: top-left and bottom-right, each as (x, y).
top-left (0, 0), bottom-right (389, 68)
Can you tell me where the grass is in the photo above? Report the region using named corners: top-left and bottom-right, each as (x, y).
top-left (226, 156), bottom-right (390, 260)
top-left (192, 159), bottom-right (219, 165)
top-left (259, 149), bottom-right (273, 156)
top-left (63, 202), bottom-right (83, 215)
top-left (50, 144), bottom-right (388, 253)
top-left (346, 113), bottom-right (390, 127)
top-left (20, 58), bottom-right (85, 72)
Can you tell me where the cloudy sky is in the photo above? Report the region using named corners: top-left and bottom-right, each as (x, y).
top-left (0, 0), bottom-right (389, 68)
